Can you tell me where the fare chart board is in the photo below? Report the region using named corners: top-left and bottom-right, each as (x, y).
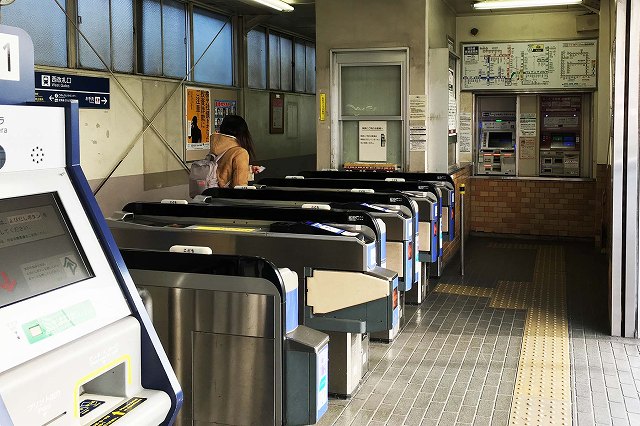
top-left (461, 39), bottom-right (597, 91)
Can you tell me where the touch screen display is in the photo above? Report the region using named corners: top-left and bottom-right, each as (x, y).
top-left (0, 193), bottom-right (93, 308)
top-left (487, 131), bottom-right (514, 149)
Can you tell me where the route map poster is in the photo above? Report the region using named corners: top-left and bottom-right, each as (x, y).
top-left (461, 40), bottom-right (597, 91)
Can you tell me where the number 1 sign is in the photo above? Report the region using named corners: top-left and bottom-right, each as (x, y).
top-left (0, 33), bottom-right (19, 82)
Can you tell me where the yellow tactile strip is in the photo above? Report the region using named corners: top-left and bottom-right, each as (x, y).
top-left (435, 245), bottom-right (571, 426)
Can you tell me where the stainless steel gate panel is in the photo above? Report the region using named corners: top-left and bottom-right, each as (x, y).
top-left (195, 290), bottom-right (275, 338)
top-left (193, 332), bottom-right (275, 425)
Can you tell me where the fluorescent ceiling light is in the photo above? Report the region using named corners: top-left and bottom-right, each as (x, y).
top-left (474, 0), bottom-right (582, 9)
top-left (251, 0), bottom-right (294, 12)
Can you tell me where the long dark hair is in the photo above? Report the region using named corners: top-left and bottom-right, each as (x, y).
top-left (220, 115), bottom-right (256, 160)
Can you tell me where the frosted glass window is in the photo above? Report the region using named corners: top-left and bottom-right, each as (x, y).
top-left (76, 0), bottom-right (133, 72)
top-left (162, 0), bottom-right (187, 78)
top-left (280, 36), bottom-right (292, 91)
top-left (305, 44), bottom-right (316, 93)
top-left (193, 8), bottom-right (232, 86)
top-left (77, 0), bottom-right (110, 70)
top-left (111, 0), bottom-right (134, 73)
top-left (247, 29), bottom-right (267, 89)
top-left (0, 0), bottom-right (67, 67)
top-left (141, 0), bottom-right (162, 75)
top-left (294, 42), bottom-right (306, 92)
top-left (268, 33), bottom-right (281, 89)
top-left (341, 65), bottom-right (401, 116)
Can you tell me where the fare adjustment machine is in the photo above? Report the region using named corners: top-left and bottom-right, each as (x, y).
top-left (0, 25), bottom-right (181, 425)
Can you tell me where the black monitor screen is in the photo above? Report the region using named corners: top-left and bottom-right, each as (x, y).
top-left (487, 132), bottom-right (514, 149)
top-left (551, 134), bottom-right (577, 149)
top-left (0, 193), bottom-right (93, 308)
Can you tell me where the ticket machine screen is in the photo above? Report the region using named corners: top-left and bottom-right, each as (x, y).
top-left (0, 193), bottom-right (92, 308)
top-left (486, 131), bottom-right (514, 149)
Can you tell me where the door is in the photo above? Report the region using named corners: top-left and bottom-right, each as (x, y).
top-left (331, 49), bottom-right (408, 170)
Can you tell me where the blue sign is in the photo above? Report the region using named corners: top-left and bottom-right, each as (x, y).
top-left (34, 71), bottom-right (110, 109)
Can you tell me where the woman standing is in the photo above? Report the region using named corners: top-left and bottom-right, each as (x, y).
top-left (210, 115), bottom-right (257, 187)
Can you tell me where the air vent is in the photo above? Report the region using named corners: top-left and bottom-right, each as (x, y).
top-left (31, 146), bottom-right (45, 164)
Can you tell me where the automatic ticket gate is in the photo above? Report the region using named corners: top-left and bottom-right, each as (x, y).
top-left (299, 171), bottom-right (456, 242)
top-left (199, 187), bottom-right (419, 323)
top-left (120, 250), bottom-right (329, 426)
top-left (107, 203), bottom-right (398, 397)
top-left (0, 103), bottom-right (182, 424)
top-left (258, 177), bottom-right (444, 283)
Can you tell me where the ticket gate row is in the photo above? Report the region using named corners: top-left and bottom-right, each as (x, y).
top-left (198, 186), bottom-right (421, 313)
top-left (258, 177), bottom-right (445, 279)
top-left (107, 203), bottom-right (399, 400)
top-left (119, 250), bottom-right (329, 426)
top-left (298, 171), bottom-right (456, 244)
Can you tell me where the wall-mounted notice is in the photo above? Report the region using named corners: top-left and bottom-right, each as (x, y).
top-left (409, 125), bottom-right (427, 151)
top-left (519, 137), bottom-right (536, 160)
top-left (448, 69), bottom-right (457, 135)
top-left (519, 113), bottom-right (537, 137)
top-left (186, 88), bottom-right (211, 151)
top-left (462, 39), bottom-right (597, 91)
top-left (214, 99), bottom-right (237, 133)
top-left (458, 112), bottom-right (472, 153)
top-left (409, 95), bottom-right (427, 121)
top-left (359, 121), bottom-right (387, 161)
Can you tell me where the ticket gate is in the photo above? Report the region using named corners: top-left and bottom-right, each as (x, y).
top-left (120, 249), bottom-right (329, 426)
top-left (258, 177), bottom-right (444, 283)
top-left (199, 186), bottom-right (419, 328)
top-left (299, 171), bottom-right (456, 242)
top-left (0, 103), bottom-right (182, 424)
top-left (107, 203), bottom-right (398, 397)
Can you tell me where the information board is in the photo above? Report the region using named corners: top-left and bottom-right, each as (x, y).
top-left (462, 39), bottom-right (597, 91)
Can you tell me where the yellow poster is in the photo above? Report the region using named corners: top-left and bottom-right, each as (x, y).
top-left (186, 88), bottom-right (211, 151)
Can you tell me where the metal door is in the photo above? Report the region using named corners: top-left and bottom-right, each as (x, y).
top-left (331, 49), bottom-right (409, 170)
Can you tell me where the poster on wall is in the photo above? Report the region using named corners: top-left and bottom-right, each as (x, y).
top-left (448, 69), bottom-right (457, 135)
top-left (270, 92), bottom-right (285, 134)
top-left (214, 99), bottom-right (237, 133)
top-left (519, 137), bottom-right (536, 159)
top-left (461, 39), bottom-right (597, 91)
top-left (359, 121), bottom-right (388, 161)
top-left (409, 95), bottom-right (427, 121)
top-left (458, 112), bottom-right (472, 153)
top-left (186, 88), bottom-right (211, 151)
top-left (409, 126), bottom-right (427, 151)
top-left (519, 113), bottom-right (537, 137)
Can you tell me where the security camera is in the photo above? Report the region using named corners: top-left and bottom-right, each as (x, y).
top-left (470, 28), bottom-right (479, 36)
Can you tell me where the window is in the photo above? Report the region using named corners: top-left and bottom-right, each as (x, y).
top-left (247, 28), bottom-right (267, 89)
top-left (192, 7), bottom-right (232, 86)
top-left (77, 0), bottom-right (134, 72)
top-left (0, 0), bottom-right (67, 67)
top-left (250, 28), bottom-right (315, 94)
top-left (140, 0), bottom-right (187, 78)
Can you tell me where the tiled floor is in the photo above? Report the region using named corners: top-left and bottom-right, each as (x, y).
top-left (317, 237), bottom-right (640, 426)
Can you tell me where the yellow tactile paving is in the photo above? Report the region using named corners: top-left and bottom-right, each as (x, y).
top-left (434, 283), bottom-right (495, 298)
top-left (436, 245), bottom-right (571, 426)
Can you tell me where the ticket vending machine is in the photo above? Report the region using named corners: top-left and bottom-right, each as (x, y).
top-left (539, 95), bottom-right (582, 177)
top-left (477, 112), bottom-right (516, 176)
top-left (0, 26), bottom-right (181, 425)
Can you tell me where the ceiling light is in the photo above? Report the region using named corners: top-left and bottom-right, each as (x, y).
top-left (251, 0), bottom-right (294, 12)
top-left (473, 0), bottom-right (582, 9)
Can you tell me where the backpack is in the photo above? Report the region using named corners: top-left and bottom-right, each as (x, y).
top-left (189, 149), bottom-right (231, 198)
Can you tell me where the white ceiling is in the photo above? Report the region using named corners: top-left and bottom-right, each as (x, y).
top-left (202, 0), bottom-right (598, 40)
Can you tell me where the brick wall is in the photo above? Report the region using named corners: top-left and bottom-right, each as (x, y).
top-left (442, 165), bottom-right (473, 266)
top-left (469, 177), bottom-right (597, 238)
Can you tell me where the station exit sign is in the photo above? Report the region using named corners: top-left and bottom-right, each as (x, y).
top-left (34, 71), bottom-right (110, 109)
